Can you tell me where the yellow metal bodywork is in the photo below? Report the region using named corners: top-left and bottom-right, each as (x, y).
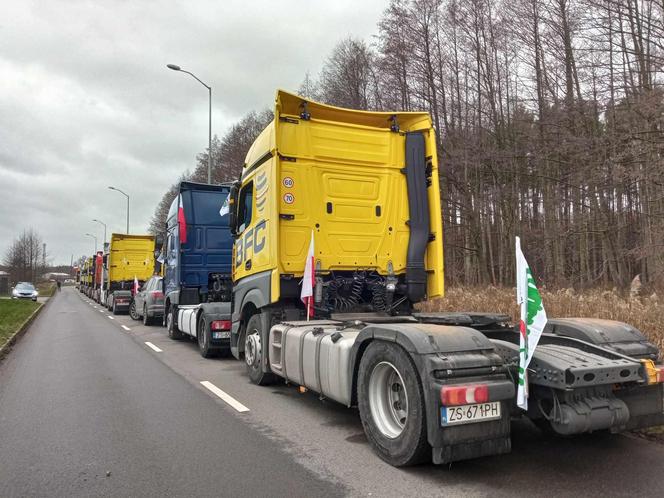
top-left (234, 90), bottom-right (444, 304)
top-left (82, 257), bottom-right (93, 285)
top-left (107, 233), bottom-right (156, 283)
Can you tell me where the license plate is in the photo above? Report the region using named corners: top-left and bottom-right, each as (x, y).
top-left (441, 402), bottom-right (501, 426)
top-left (212, 331), bottom-right (230, 340)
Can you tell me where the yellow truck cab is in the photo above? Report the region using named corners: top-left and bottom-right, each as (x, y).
top-left (101, 233), bottom-right (159, 314)
top-left (226, 90), bottom-right (664, 467)
top-left (230, 90), bottom-right (443, 323)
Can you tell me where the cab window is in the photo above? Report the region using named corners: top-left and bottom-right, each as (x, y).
top-left (237, 181), bottom-right (253, 233)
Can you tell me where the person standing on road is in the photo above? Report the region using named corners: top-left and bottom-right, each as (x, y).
top-left (57, 280), bottom-right (61, 292)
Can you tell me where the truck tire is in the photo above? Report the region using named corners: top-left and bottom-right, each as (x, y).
top-left (143, 305), bottom-right (152, 326)
top-left (244, 314), bottom-right (277, 385)
top-left (197, 315), bottom-right (216, 358)
top-left (357, 341), bottom-right (430, 467)
top-left (166, 306), bottom-right (183, 340)
top-left (129, 301), bottom-right (140, 321)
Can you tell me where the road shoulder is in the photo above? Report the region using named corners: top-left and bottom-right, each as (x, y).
top-left (0, 296), bottom-right (52, 361)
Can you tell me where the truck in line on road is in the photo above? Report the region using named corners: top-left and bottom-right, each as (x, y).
top-left (162, 181), bottom-right (234, 357)
top-left (78, 256), bottom-right (92, 295)
top-left (219, 90), bottom-right (664, 467)
top-left (100, 233), bottom-right (160, 315)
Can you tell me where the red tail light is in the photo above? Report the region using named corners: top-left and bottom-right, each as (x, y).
top-left (211, 320), bottom-right (231, 331)
top-left (441, 384), bottom-right (489, 406)
top-left (150, 291), bottom-right (163, 298)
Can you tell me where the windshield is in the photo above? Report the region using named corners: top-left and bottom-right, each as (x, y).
top-left (16, 283), bottom-right (35, 291)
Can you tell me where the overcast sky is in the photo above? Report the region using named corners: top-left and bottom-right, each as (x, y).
top-left (0, 0), bottom-right (385, 265)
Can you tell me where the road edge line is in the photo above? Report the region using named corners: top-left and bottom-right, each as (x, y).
top-left (145, 341), bottom-right (163, 352)
top-left (200, 381), bottom-right (250, 413)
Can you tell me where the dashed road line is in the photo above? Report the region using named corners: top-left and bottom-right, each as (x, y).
top-left (121, 325), bottom-right (131, 331)
top-left (99, 310), bottom-right (105, 313)
top-left (200, 381), bottom-right (250, 413)
top-left (145, 341), bottom-right (162, 352)
top-left (107, 316), bottom-right (115, 320)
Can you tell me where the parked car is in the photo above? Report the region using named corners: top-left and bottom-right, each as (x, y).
top-left (129, 275), bottom-right (164, 326)
top-left (12, 282), bottom-right (38, 301)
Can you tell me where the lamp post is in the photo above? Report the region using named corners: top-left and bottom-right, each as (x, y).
top-left (85, 233), bottom-right (97, 253)
top-left (167, 63), bottom-right (212, 184)
top-left (108, 186), bottom-right (129, 234)
top-left (92, 219), bottom-right (107, 249)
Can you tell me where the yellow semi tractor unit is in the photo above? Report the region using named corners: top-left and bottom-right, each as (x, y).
top-left (226, 90), bottom-right (664, 467)
top-left (102, 233), bottom-right (158, 314)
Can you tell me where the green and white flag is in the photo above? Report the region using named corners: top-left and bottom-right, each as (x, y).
top-left (516, 236), bottom-right (547, 411)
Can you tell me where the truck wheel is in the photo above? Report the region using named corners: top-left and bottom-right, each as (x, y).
top-left (197, 316), bottom-right (216, 359)
top-left (143, 305), bottom-right (152, 326)
top-left (166, 306), bottom-right (183, 340)
top-left (129, 301), bottom-right (140, 321)
top-left (357, 341), bottom-right (430, 467)
top-left (244, 314), bottom-right (277, 385)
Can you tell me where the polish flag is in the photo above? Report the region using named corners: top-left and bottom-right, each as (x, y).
top-left (300, 231), bottom-right (315, 320)
top-left (133, 275), bottom-right (139, 295)
top-left (178, 194), bottom-right (187, 244)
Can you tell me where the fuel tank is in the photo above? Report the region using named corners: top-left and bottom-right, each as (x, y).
top-left (269, 320), bottom-right (360, 405)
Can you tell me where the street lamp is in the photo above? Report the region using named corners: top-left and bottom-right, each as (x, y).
top-left (92, 219), bottom-right (107, 249)
top-left (167, 63), bottom-right (213, 184)
top-left (108, 186), bottom-right (129, 234)
top-left (85, 233), bottom-right (97, 253)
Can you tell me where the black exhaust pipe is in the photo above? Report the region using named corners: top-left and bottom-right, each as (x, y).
top-left (404, 132), bottom-right (429, 302)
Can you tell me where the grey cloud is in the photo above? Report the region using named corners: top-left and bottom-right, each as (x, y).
top-left (0, 0), bottom-right (385, 264)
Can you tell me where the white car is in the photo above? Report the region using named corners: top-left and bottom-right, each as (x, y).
top-left (12, 282), bottom-right (38, 301)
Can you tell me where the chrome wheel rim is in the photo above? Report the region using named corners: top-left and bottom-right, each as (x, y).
top-left (368, 361), bottom-right (409, 439)
top-left (199, 320), bottom-right (207, 348)
top-left (245, 329), bottom-right (260, 367)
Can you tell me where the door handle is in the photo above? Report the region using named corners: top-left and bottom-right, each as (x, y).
top-left (245, 259), bottom-right (252, 270)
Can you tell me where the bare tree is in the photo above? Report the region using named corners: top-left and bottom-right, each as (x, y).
top-left (2, 229), bottom-right (49, 283)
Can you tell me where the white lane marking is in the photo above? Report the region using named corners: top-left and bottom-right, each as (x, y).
top-left (107, 316), bottom-right (115, 320)
top-left (99, 310), bottom-right (105, 313)
top-left (200, 381), bottom-right (250, 413)
top-left (145, 341), bottom-right (162, 352)
top-left (121, 325), bottom-right (131, 331)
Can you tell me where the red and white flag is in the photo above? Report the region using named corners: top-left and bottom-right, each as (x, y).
top-left (300, 231), bottom-right (315, 320)
top-left (133, 275), bottom-right (139, 295)
top-left (178, 194), bottom-right (187, 244)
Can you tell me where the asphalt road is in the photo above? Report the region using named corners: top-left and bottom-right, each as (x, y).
top-left (2, 287), bottom-right (664, 497)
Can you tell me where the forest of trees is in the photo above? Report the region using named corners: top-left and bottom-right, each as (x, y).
top-left (150, 0), bottom-right (664, 290)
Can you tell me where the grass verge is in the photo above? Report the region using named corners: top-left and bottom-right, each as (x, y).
top-left (420, 286), bottom-right (664, 350)
top-left (0, 300), bottom-right (42, 349)
top-left (37, 282), bottom-right (56, 297)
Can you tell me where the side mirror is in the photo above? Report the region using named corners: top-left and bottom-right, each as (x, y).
top-left (228, 182), bottom-right (240, 236)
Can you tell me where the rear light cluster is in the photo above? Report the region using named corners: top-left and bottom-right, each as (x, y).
top-left (211, 320), bottom-right (231, 331)
top-left (441, 384), bottom-right (489, 406)
top-left (150, 291), bottom-right (163, 298)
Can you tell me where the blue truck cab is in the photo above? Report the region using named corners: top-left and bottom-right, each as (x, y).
top-left (163, 181), bottom-right (234, 355)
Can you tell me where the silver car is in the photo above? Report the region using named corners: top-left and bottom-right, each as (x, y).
top-left (129, 276), bottom-right (164, 326)
top-left (12, 282), bottom-right (38, 301)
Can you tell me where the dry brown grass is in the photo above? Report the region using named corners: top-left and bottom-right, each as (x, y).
top-left (420, 286), bottom-right (664, 351)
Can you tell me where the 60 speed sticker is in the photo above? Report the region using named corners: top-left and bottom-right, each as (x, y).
top-left (283, 177), bottom-right (294, 188)
top-left (283, 193), bottom-right (295, 204)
